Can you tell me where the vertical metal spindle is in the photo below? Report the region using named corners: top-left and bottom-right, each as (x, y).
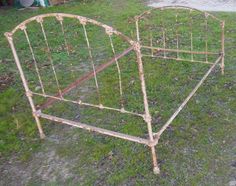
top-left (80, 18), bottom-right (102, 106)
top-left (205, 12), bottom-right (209, 62)
top-left (23, 26), bottom-right (46, 95)
top-left (56, 15), bottom-right (75, 79)
top-left (221, 21), bottom-right (225, 75)
top-left (176, 11), bottom-right (180, 59)
top-left (107, 27), bottom-right (124, 110)
top-left (37, 17), bottom-right (63, 98)
top-left (150, 32), bottom-right (154, 57)
top-left (189, 9), bottom-right (194, 61)
top-left (160, 9), bottom-right (166, 58)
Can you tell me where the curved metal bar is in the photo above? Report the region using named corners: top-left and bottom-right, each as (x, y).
top-left (135, 5), bottom-right (223, 22)
top-left (8, 13), bottom-right (134, 45)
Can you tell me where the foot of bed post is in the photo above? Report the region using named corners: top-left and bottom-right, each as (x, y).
top-left (39, 131), bottom-right (46, 139)
top-left (34, 115), bottom-right (45, 139)
top-left (151, 146), bottom-right (160, 174)
top-left (221, 61), bottom-right (224, 75)
top-left (153, 165), bottom-right (160, 175)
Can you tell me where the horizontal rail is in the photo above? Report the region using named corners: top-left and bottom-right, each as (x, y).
top-left (39, 46), bottom-right (134, 110)
top-left (36, 111), bottom-right (150, 146)
top-left (153, 55), bottom-right (222, 145)
top-left (34, 92), bottom-right (144, 118)
top-left (142, 54), bottom-right (215, 65)
top-left (142, 46), bottom-right (220, 55)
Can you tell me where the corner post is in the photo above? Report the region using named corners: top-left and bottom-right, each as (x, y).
top-left (5, 32), bottom-right (45, 139)
top-left (221, 21), bottom-right (225, 75)
top-left (133, 41), bottom-right (160, 174)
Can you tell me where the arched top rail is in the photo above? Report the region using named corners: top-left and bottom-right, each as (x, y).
top-left (5, 13), bottom-right (134, 45)
top-left (136, 5), bottom-right (223, 23)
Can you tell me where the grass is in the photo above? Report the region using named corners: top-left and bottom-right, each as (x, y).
top-left (0, 0), bottom-right (236, 185)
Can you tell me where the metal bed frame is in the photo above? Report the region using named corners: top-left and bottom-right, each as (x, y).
top-left (5, 6), bottom-right (224, 174)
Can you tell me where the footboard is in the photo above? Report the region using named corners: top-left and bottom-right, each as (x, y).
top-left (135, 6), bottom-right (225, 72)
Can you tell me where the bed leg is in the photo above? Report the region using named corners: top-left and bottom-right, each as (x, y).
top-left (221, 56), bottom-right (225, 75)
top-left (33, 113), bottom-right (45, 139)
top-left (151, 146), bottom-right (160, 174)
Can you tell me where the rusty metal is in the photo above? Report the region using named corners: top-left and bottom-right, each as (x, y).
top-left (142, 54), bottom-right (214, 65)
top-left (135, 5), bottom-right (225, 174)
top-left (221, 21), bottom-right (225, 74)
top-left (36, 111), bottom-right (150, 146)
top-left (5, 7), bottom-right (224, 175)
top-left (141, 46), bottom-right (220, 56)
top-left (39, 46), bottom-right (134, 110)
top-left (153, 55), bottom-right (223, 145)
top-left (4, 32), bottom-right (45, 139)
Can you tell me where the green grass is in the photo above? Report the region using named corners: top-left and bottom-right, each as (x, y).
top-left (0, 0), bottom-right (236, 185)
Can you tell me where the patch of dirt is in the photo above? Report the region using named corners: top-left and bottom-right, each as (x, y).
top-left (0, 125), bottom-right (83, 185)
top-left (0, 72), bottom-right (14, 92)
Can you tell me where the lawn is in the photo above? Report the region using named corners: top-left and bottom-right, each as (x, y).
top-left (0, 0), bottom-right (235, 185)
